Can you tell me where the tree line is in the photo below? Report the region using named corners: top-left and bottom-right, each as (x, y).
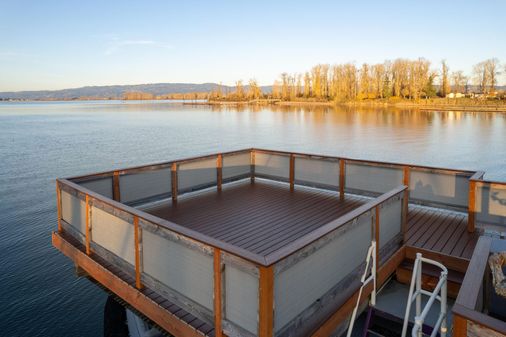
top-left (210, 58), bottom-right (503, 102)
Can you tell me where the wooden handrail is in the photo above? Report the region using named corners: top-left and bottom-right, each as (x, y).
top-left (453, 236), bottom-right (506, 336)
top-left (59, 148), bottom-right (506, 267)
top-left (68, 147), bottom-right (479, 185)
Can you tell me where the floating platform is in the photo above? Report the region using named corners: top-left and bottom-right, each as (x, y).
top-left (52, 148), bottom-right (506, 337)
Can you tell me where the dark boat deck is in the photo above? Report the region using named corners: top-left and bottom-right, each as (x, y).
top-left (406, 205), bottom-right (479, 260)
top-left (143, 178), bottom-right (479, 260)
top-left (143, 179), bottom-right (367, 256)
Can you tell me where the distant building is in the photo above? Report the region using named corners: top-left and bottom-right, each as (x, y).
top-left (446, 92), bottom-right (465, 98)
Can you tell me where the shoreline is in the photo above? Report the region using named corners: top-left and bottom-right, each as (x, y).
top-left (3, 98), bottom-right (506, 112)
top-left (203, 99), bottom-right (506, 112)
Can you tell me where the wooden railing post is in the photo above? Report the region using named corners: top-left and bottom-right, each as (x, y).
top-left (56, 181), bottom-right (62, 233)
top-left (402, 166), bottom-right (410, 241)
top-left (217, 154), bottom-right (223, 192)
top-left (85, 194), bottom-right (91, 255)
top-left (250, 150), bottom-right (256, 184)
top-left (468, 180), bottom-right (476, 232)
top-left (339, 159), bottom-right (346, 201)
top-left (213, 248), bottom-right (223, 337)
top-left (375, 206), bottom-right (380, 266)
top-left (134, 216), bottom-right (143, 289)
top-left (259, 265), bottom-right (274, 337)
top-left (289, 154), bottom-right (295, 192)
top-left (112, 171), bottom-right (120, 202)
top-left (171, 163), bottom-right (178, 203)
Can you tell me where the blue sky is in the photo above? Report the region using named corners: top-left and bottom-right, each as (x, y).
top-left (1, 0), bottom-right (505, 91)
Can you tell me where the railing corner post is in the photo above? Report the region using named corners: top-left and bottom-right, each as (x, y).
top-left (56, 181), bottom-right (62, 233)
top-left (213, 248), bottom-right (223, 337)
top-left (171, 162), bottom-right (178, 203)
top-left (259, 265), bottom-right (274, 337)
top-left (217, 154), bottom-right (223, 192)
top-left (134, 216), bottom-right (143, 290)
top-left (112, 171), bottom-right (121, 202)
top-left (468, 179), bottom-right (476, 233)
top-left (250, 150), bottom-right (256, 184)
top-left (339, 159), bottom-right (346, 201)
top-left (289, 154), bottom-right (295, 192)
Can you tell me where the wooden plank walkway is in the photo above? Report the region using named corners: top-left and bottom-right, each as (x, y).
top-left (142, 179), bottom-right (480, 260)
top-left (405, 205), bottom-right (480, 260)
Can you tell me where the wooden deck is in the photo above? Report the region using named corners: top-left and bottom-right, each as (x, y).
top-left (143, 179), bottom-right (368, 256)
top-left (406, 205), bottom-right (479, 260)
top-left (142, 178), bottom-right (479, 261)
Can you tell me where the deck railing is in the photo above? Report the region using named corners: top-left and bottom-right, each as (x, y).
top-left (452, 236), bottom-right (506, 337)
top-left (55, 148), bottom-right (505, 337)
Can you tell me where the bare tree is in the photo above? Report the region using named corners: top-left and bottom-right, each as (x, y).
top-left (451, 71), bottom-right (467, 93)
top-left (440, 60), bottom-right (450, 97)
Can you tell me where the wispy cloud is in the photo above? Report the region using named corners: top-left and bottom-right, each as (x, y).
top-left (104, 39), bottom-right (172, 56)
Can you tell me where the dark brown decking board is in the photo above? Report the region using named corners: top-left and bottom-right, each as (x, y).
top-left (406, 205), bottom-right (479, 260)
top-left (142, 179), bottom-right (369, 256)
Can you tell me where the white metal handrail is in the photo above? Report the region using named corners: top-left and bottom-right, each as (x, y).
top-left (401, 253), bottom-right (448, 337)
top-left (346, 241), bottom-right (376, 337)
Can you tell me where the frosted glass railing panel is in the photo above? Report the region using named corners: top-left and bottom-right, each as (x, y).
top-left (142, 227), bottom-right (214, 311)
top-left (379, 195), bottom-right (403, 250)
top-left (255, 152), bottom-right (290, 180)
top-left (80, 177), bottom-right (113, 199)
top-left (476, 182), bottom-right (506, 228)
top-left (91, 206), bottom-right (135, 265)
top-left (346, 163), bottom-right (403, 195)
top-left (223, 152), bottom-right (251, 181)
top-left (273, 212), bottom-right (371, 334)
top-left (178, 158), bottom-right (217, 192)
top-left (409, 169), bottom-right (469, 209)
top-left (119, 168), bottom-right (171, 204)
top-left (223, 256), bottom-right (259, 336)
top-left (61, 190), bottom-right (86, 236)
top-left (294, 157), bottom-right (340, 189)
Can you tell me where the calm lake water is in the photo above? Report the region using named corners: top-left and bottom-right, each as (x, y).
top-left (0, 100), bottom-right (505, 336)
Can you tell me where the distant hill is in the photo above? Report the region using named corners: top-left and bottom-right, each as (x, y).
top-left (0, 83), bottom-right (273, 100)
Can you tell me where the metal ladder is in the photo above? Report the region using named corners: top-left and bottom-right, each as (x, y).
top-left (346, 241), bottom-right (377, 337)
top-left (401, 253), bottom-right (448, 337)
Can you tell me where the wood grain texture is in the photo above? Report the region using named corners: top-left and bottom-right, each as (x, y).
top-left (468, 180), bottom-right (476, 232)
top-left (85, 194), bottom-right (91, 255)
top-left (143, 179), bottom-right (367, 257)
top-left (134, 216), bottom-right (142, 289)
top-left (213, 249), bottom-right (223, 337)
top-left (259, 265), bottom-right (274, 337)
top-left (113, 171), bottom-right (120, 201)
top-left (339, 159), bottom-right (345, 201)
top-left (217, 154), bottom-right (223, 192)
top-left (56, 180), bottom-right (62, 232)
top-left (171, 163), bottom-right (178, 203)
